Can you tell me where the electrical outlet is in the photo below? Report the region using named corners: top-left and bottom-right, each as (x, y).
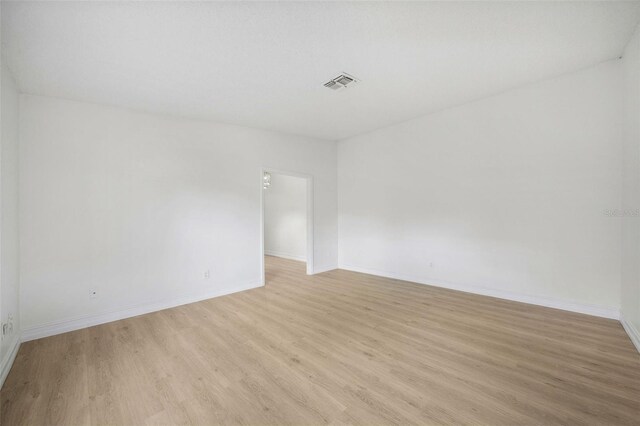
top-left (90, 289), bottom-right (98, 299)
top-left (204, 270), bottom-right (210, 279)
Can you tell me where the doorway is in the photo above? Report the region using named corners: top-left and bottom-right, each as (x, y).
top-left (260, 168), bottom-right (313, 285)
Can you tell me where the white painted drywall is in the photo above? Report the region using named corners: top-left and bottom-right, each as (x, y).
top-left (1, 63), bottom-right (20, 363)
top-left (264, 173), bottom-right (307, 262)
top-left (19, 95), bottom-right (337, 331)
top-left (621, 23), bottom-right (640, 347)
top-left (338, 60), bottom-right (623, 316)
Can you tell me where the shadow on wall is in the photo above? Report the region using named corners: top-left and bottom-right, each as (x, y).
top-left (264, 172), bottom-right (307, 263)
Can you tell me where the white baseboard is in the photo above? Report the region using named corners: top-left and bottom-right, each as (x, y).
top-left (1, 334), bottom-right (21, 389)
top-left (263, 251), bottom-right (338, 275)
top-left (21, 280), bottom-right (263, 342)
top-left (620, 313), bottom-right (640, 354)
top-left (311, 264), bottom-right (338, 274)
top-left (265, 250), bottom-right (307, 262)
top-left (339, 264), bottom-right (620, 320)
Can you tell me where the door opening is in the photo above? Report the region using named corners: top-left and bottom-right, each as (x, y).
top-left (260, 168), bottom-right (313, 285)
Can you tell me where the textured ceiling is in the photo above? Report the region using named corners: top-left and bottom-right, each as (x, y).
top-left (3, 1), bottom-right (640, 140)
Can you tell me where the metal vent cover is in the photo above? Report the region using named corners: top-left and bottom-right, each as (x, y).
top-left (324, 80), bottom-right (341, 90)
top-left (323, 73), bottom-right (358, 91)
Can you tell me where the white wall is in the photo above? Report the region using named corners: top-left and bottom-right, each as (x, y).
top-left (621, 23), bottom-right (640, 350)
top-left (264, 173), bottom-right (307, 262)
top-left (19, 95), bottom-right (337, 335)
top-left (338, 60), bottom-right (623, 318)
top-left (1, 64), bottom-right (20, 373)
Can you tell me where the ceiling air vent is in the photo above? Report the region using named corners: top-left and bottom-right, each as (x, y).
top-left (324, 80), bottom-right (341, 90)
top-left (323, 73), bottom-right (358, 91)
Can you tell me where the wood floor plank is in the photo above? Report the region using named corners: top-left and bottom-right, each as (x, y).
top-left (2, 256), bottom-right (639, 425)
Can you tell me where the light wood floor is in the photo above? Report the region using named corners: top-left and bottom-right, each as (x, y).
top-left (2, 256), bottom-right (640, 425)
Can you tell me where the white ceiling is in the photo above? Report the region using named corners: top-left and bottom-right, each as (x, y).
top-left (3, 1), bottom-right (640, 141)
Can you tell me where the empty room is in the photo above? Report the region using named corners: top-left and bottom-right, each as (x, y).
top-left (1, 1), bottom-right (640, 425)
